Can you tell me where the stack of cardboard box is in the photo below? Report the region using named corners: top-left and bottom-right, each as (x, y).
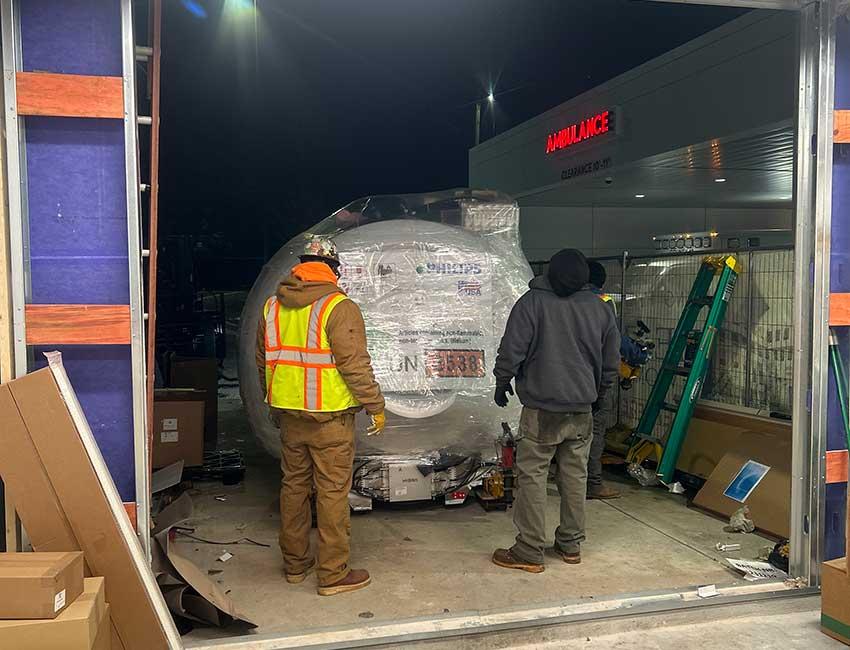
top-left (0, 552), bottom-right (110, 649)
top-left (822, 487), bottom-right (850, 645)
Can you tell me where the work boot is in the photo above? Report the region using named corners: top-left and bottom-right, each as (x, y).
top-left (491, 548), bottom-right (545, 574)
top-left (317, 569), bottom-right (371, 596)
top-left (587, 483), bottom-right (621, 500)
top-left (553, 546), bottom-right (581, 564)
top-left (284, 560), bottom-right (316, 584)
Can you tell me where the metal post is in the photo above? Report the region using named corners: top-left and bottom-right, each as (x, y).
top-left (120, 0), bottom-right (151, 558)
top-left (144, 0), bottom-right (163, 494)
top-left (1, 0), bottom-right (27, 380)
top-left (474, 102), bottom-right (481, 147)
top-left (744, 250), bottom-right (755, 408)
top-left (1, 0), bottom-right (27, 555)
top-left (618, 250), bottom-right (629, 425)
top-left (790, 0), bottom-right (836, 587)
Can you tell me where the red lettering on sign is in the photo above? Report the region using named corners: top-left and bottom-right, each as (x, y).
top-left (545, 110), bottom-right (614, 155)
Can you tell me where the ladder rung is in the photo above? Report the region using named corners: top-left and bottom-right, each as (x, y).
top-left (142, 249), bottom-right (150, 258)
top-left (138, 115), bottom-right (152, 126)
top-left (660, 402), bottom-right (679, 413)
top-left (663, 365), bottom-right (691, 377)
top-left (140, 183), bottom-right (149, 192)
top-left (135, 46), bottom-right (153, 60)
top-left (688, 297), bottom-right (713, 307)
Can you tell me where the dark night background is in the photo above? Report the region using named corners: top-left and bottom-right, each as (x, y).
top-left (151, 0), bottom-right (746, 288)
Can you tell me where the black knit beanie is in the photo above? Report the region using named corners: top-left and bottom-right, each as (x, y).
top-left (588, 260), bottom-right (607, 289)
top-left (548, 249), bottom-right (589, 298)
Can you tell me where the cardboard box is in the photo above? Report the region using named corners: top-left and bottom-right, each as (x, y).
top-left (0, 551), bottom-right (84, 619)
top-left (152, 390), bottom-right (205, 468)
top-left (691, 429), bottom-right (791, 539)
top-left (0, 364), bottom-right (176, 649)
top-left (821, 558), bottom-right (850, 645)
top-left (0, 577), bottom-right (108, 649)
top-left (677, 404), bottom-right (791, 480)
top-left (169, 356), bottom-right (219, 451)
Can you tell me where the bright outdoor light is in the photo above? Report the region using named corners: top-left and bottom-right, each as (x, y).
top-left (225, 0), bottom-right (255, 15)
top-left (635, 194), bottom-right (646, 198)
top-left (180, 0), bottom-right (208, 18)
top-left (715, 177), bottom-right (727, 183)
top-left (487, 91), bottom-right (495, 103)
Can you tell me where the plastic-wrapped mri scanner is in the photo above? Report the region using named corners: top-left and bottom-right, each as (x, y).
top-left (239, 190), bottom-right (532, 506)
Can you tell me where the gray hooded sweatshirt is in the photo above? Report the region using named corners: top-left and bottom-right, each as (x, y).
top-left (494, 275), bottom-right (620, 413)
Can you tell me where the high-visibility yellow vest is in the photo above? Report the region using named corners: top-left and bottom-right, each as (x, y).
top-left (263, 292), bottom-right (359, 412)
top-left (598, 292), bottom-right (618, 317)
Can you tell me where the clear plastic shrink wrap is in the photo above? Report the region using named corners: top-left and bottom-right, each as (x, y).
top-left (239, 189), bottom-right (533, 500)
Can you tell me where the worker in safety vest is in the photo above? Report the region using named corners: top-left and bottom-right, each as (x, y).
top-left (586, 260), bottom-right (621, 500)
top-left (256, 236), bottom-right (385, 596)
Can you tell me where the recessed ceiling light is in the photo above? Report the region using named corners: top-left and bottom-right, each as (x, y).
top-left (715, 178), bottom-right (727, 183)
top-left (635, 194), bottom-right (645, 198)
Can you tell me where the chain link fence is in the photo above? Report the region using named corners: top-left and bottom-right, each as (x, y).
top-left (529, 248), bottom-right (794, 432)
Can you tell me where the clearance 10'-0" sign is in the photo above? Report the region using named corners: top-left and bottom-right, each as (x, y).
top-left (545, 109), bottom-right (615, 155)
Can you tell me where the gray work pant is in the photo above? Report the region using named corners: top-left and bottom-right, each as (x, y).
top-left (587, 390), bottom-right (615, 487)
top-left (510, 407), bottom-right (593, 564)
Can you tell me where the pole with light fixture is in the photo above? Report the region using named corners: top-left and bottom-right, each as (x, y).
top-left (474, 90), bottom-right (495, 146)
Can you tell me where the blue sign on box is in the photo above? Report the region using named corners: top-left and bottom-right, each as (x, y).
top-left (723, 460), bottom-right (771, 503)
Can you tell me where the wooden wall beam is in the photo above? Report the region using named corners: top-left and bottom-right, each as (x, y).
top-left (829, 293), bottom-right (850, 326)
top-left (16, 72), bottom-right (123, 119)
top-left (826, 450), bottom-right (848, 484)
top-left (25, 304), bottom-right (131, 345)
top-left (834, 109), bottom-right (850, 144)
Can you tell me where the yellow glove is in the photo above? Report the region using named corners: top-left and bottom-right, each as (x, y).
top-left (366, 411), bottom-right (386, 436)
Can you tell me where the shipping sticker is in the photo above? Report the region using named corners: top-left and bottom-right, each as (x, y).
top-left (161, 430), bottom-right (179, 443)
top-left (162, 418), bottom-right (178, 431)
top-left (54, 589), bottom-right (66, 612)
top-left (394, 487), bottom-right (408, 497)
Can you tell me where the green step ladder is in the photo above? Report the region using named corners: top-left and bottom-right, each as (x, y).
top-left (627, 255), bottom-right (740, 484)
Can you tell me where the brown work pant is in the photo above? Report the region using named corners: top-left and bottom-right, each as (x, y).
top-left (279, 413), bottom-right (355, 587)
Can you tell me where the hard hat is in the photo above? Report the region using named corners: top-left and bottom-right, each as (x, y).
top-left (301, 236), bottom-right (340, 264)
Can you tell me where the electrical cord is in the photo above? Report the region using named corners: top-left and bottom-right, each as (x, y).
top-left (174, 527), bottom-right (271, 548)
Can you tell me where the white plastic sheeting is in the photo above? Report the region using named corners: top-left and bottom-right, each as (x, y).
top-left (239, 190), bottom-right (533, 468)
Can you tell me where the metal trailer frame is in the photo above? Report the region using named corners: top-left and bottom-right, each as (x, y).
top-left (0, 0), bottom-right (838, 646)
top-left (184, 0), bottom-right (839, 650)
top-left (0, 0), bottom-right (151, 556)
top-left (790, 0), bottom-right (835, 588)
top-left (121, 0), bottom-right (152, 560)
top-left (190, 2), bottom-right (838, 646)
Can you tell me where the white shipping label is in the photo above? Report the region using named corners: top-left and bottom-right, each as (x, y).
top-left (394, 487), bottom-right (408, 497)
top-left (162, 418), bottom-right (178, 431)
top-left (54, 589), bottom-right (66, 612)
top-left (161, 430), bottom-right (179, 443)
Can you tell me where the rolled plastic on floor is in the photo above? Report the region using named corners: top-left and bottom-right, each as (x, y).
top-left (239, 190), bottom-right (532, 498)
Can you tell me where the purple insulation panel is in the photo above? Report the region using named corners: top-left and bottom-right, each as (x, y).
top-left (19, 0), bottom-right (122, 76)
top-left (824, 20), bottom-right (850, 560)
top-left (25, 117), bottom-right (129, 305)
top-left (30, 347), bottom-right (135, 502)
top-left (19, 0), bottom-right (136, 502)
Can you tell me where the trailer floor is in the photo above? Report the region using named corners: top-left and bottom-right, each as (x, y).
top-left (179, 393), bottom-right (775, 642)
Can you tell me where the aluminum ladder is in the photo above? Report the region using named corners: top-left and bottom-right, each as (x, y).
top-left (626, 255), bottom-right (740, 484)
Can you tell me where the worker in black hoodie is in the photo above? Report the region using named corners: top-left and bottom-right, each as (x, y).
top-left (491, 249), bottom-right (620, 573)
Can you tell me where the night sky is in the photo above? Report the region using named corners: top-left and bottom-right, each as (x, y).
top-left (155, 0), bottom-right (746, 276)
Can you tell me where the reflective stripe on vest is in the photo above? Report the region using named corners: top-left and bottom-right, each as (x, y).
top-left (263, 292), bottom-right (358, 412)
